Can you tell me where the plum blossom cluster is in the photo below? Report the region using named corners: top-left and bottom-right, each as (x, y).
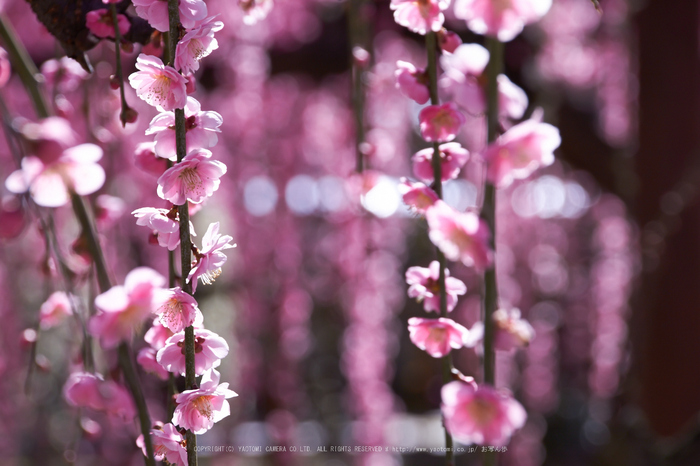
top-left (390, 0), bottom-right (557, 450)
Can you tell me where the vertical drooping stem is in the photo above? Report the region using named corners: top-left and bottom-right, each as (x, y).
top-left (348, 0), bottom-right (369, 172)
top-left (426, 30), bottom-right (454, 466)
top-left (108, 3), bottom-right (129, 127)
top-left (166, 1), bottom-right (197, 464)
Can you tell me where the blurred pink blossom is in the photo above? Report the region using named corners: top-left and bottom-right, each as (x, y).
top-left (0, 47), bottom-right (10, 88)
top-left (175, 16), bottom-right (224, 75)
top-left (419, 103), bottom-right (465, 142)
top-left (390, 0), bottom-right (449, 35)
top-left (145, 318), bottom-right (175, 350)
top-left (63, 372), bottom-right (136, 422)
top-left (39, 291), bottom-right (73, 330)
top-left (454, 0), bottom-right (552, 42)
top-left (441, 381), bottom-right (527, 445)
top-left (395, 61), bottom-right (430, 105)
top-left (132, 0), bottom-right (207, 32)
top-left (408, 317), bottom-right (471, 358)
top-left (137, 423), bottom-right (187, 466)
top-left (172, 369), bottom-right (237, 434)
top-left (134, 141), bottom-right (168, 176)
top-left (157, 328), bottom-right (229, 375)
top-left (146, 97), bottom-right (223, 160)
top-left (398, 178), bottom-right (439, 214)
top-left (129, 54), bottom-right (188, 112)
top-left (412, 142), bottom-right (470, 182)
top-left (17, 117), bottom-right (77, 164)
top-left (95, 194), bottom-right (126, 229)
top-left (40, 58), bottom-right (88, 93)
top-left (89, 267), bottom-right (166, 349)
top-left (494, 308), bottom-right (535, 351)
top-left (438, 29), bottom-right (462, 53)
top-left (137, 347), bottom-right (170, 380)
top-left (188, 222), bottom-right (236, 292)
top-left (483, 118), bottom-right (561, 188)
top-left (239, 0), bottom-right (274, 25)
top-left (406, 261), bottom-right (467, 313)
top-left (153, 286), bottom-right (203, 333)
top-left (426, 200), bottom-right (492, 269)
top-left (85, 9), bottom-right (130, 39)
top-left (156, 148), bottom-right (227, 205)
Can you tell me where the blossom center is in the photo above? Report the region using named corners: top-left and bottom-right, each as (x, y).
top-left (200, 267), bottom-right (222, 285)
top-left (192, 395), bottom-right (213, 419)
top-left (160, 298), bottom-right (184, 328)
top-left (149, 75), bottom-right (172, 105)
top-left (428, 325), bottom-right (447, 342)
top-left (467, 397), bottom-right (498, 426)
top-left (180, 167), bottom-right (202, 192)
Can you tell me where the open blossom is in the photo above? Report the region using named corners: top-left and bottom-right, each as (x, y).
top-left (129, 54), bottom-right (188, 112)
top-left (483, 118), bottom-right (561, 188)
top-left (41, 58), bottom-right (88, 93)
top-left (175, 16), bottom-right (224, 75)
top-left (412, 142), bottom-right (470, 183)
top-left (426, 200), bottom-right (492, 269)
top-left (137, 423), bottom-right (187, 466)
top-left (145, 318), bottom-right (175, 350)
top-left (157, 149), bottom-right (227, 205)
top-left (398, 178), bottom-right (439, 214)
top-left (137, 347), bottom-right (170, 380)
top-left (454, 0), bottom-right (552, 42)
top-left (153, 286), bottom-right (203, 333)
top-left (419, 103), bottom-right (465, 142)
top-left (395, 61), bottom-right (429, 104)
top-left (132, 206), bottom-right (196, 251)
top-left (493, 308), bottom-right (535, 351)
top-left (5, 143), bottom-right (105, 208)
top-left (146, 97), bottom-right (223, 160)
top-left (85, 9), bottom-right (130, 38)
top-left (406, 261), bottom-right (467, 313)
top-left (390, 0), bottom-right (450, 35)
top-left (63, 372), bottom-right (136, 422)
top-left (172, 369), bottom-right (237, 434)
top-left (408, 317), bottom-right (471, 358)
top-left (188, 222), bottom-right (236, 292)
top-left (89, 267), bottom-right (166, 349)
top-left (39, 291), bottom-right (73, 330)
top-left (239, 0), bottom-right (274, 25)
top-left (132, 0), bottom-right (207, 32)
top-left (441, 381), bottom-right (527, 445)
top-left (157, 328), bottom-right (229, 376)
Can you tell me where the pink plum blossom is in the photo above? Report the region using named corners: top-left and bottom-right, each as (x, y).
top-left (156, 149), bottom-right (227, 205)
top-left (132, 206), bottom-right (196, 251)
top-left (88, 267), bottom-right (166, 348)
top-left (172, 369), bottom-right (237, 434)
top-left (146, 97), bottom-right (223, 160)
top-left (157, 328), bottom-right (229, 376)
top-left (137, 423), bottom-right (187, 466)
top-left (407, 317), bottom-right (471, 358)
top-left (419, 103), bottom-right (465, 142)
top-left (188, 222), bottom-right (236, 292)
top-left (406, 261), bottom-right (467, 313)
top-left (145, 318), bottom-right (175, 350)
top-left (40, 58), bottom-right (88, 93)
top-left (483, 118), bottom-right (561, 188)
top-left (132, 0), bottom-right (207, 32)
top-left (0, 47), bottom-right (10, 89)
top-left (438, 29), bottom-right (462, 53)
top-left (493, 308), bottom-right (535, 351)
top-left (412, 142), bottom-right (470, 183)
top-left (239, 0), bottom-right (274, 25)
top-left (153, 286), bottom-right (203, 333)
top-left (398, 178), bottom-right (439, 214)
top-left (18, 117), bottom-right (77, 164)
top-left (425, 200), bottom-right (492, 269)
top-left (390, 0), bottom-right (450, 35)
top-left (5, 144), bottom-right (105, 208)
top-left (134, 141), bottom-right (168, 176)
top-left (63, 372), bottom-right (136, 422)
top-left (441, 381), bottom-right (527, 445)
top-left (454, 0), bottom-right (552, 42)
top-left (128, 54), bottom-right (188, 112)
top-left (137, 347), bottom-right (170, 380)
top-left (85, 9), bottom-right (130, 38)
top-left (395, 61), bottom-right (430, 104)
top-left (95, 194), bottom-right (126, 229)
top-left (175, 16), bottom-right (224, 75)
top-left (39, 291), bottom-right (73, 330)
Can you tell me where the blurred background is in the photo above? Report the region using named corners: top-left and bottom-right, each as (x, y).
top-left (1, 0), bottom-right (699, 464)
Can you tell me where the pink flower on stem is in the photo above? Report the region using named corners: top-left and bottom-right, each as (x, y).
top-left (41, 59), bottom-right (88, 93)
top-left (132, 0), bottom-right (207, 32)
top-left (172, 369), bottom-right (237, 435)
top-left (406, 261), bottom-right (467, 313)
top-left (137, 423), bottom-right (187, 466)
top-left (395, 61), bottom-right (430, 105)
top-left (412, 142), bottom-right (470, 183)
top-left (145, 318), bottom-right (175, 350)
top-left (419, 103), bottom-right (465, 142)
top-left (146, 97), bottom-right (223, 160)
top-left (188, 222), bottom-right (236, 292)
top-left (5, 144), bottom-right (105, 208)
top-left (437, 29), bottom-right (462, 53)
top-left (88, 267), bottom-right (166, 349)
top-left (493, 308), bottom-right (535, 351)
top-left (132, 206), bottom-right (196, 251)
top-left (175, 16), bottom-right (224, 75)
top-left (128, 54), bottom-right (188, 112)
top-left (39, 291), bottom-right (73, 330)
top-left (454, 0), bottom-right (552, 42)
top-left (137, 347), bottom-right (170, 380)
top-left (441, 381), bottom-right (527, 445)
top-left (63, 372), bottom-right (136, 422)
top-left (239, 0), bottom-right (274, 25)
top-left (398, 178), bottom-right (439, 214)
top-left (134, 141), bottom-right (168, 177)
top-left (86, 9), bottom-right (130, 39)
top-left (426, 200), bottom-right (492, 269)
top-left (157, 328), bottom-right (229, 376)
top-left (157, 148), bottom-right (227, 205)
top-left (483, 118), bottom-right (561, 188)
top-left (408, 317), bottom-right (471, 358)
top-left (153, 286), bottom-right (203, 333)
top-left (390, 0), bottom-right (450, 35)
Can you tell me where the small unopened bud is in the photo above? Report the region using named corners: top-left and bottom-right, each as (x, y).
top-left (352, 46), bottom-right (371, 68)
top-left (120, 41), bottom-right (134, 54)
top-left (109, 75), bottom-right (120, 90)
top-left (122, 107), bottom-right (138, 124)
top-left (438, 29), bottom-right (462, 54)
top-left (185, 74), bottom-right (196, 94)
top-left (20, 328), bottom-right (37, 348)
